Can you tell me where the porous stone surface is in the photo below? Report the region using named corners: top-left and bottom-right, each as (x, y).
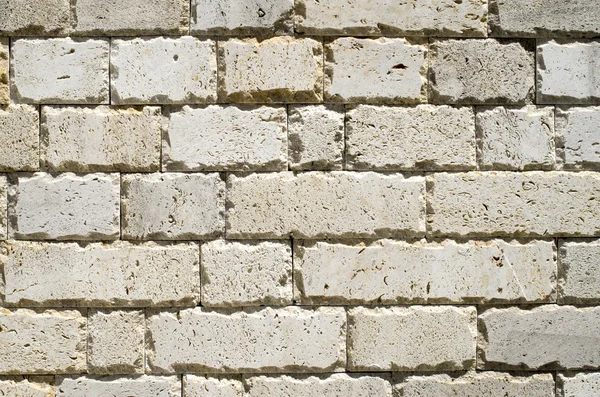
top-left (556, 106), bottom-right (600, 169)
top-left (296, 0), bottom-right (487, 36)
top-left (201, 240), bottom-right (292, 307)
top-left (476, 106), bottom-right (555, 170)
top-left (427, 171), bottom-right (600, 237)
top-left (0, 378), bottom-right (54, 396)
top-left (184, 375), bottom-right (244, 397)
top-left (0, 104), bottom-right (39, 171)
top-left (10, 38), bottom-right (109, 104)
top-left (218, 37), bottom-right (323, 103)
top-left (146, 307), bottom-right (346, 373)
top-left (0, 0), bottom-right (70, 35)
top-left (288, 105), bottom-right (344, 170)
top-left (8, 173), bottom-right (119, 240)
top-left (122, 173), bottom-right (225, 240)
top-left (1, 241), bottom-right (200, 307)
top-left (191, 0), bottom-right (294, 35)
top-left (325, 37), bottom-right (427, 104)
top-left (55, 376), bottom-right (181, 396)
top-left (537, 40), bottom-right (600, 104)
top-left (87, 310), bottom-right (145, 374)
top-left (0, 175), bottom-right (6, 240)
top-left (294, 239), bottom-right (556, 305)
top-left (430, 39), bottom-right (535, 104)
top-left (557, 372), bottom-right (600, 397)
top-left (0, 309), bottom-right (86, 374)
top-left (226, 172), bottom-right (425, 239)
top-left (41, 106), bottom-right (162, 172)
top-left (245, 374), bottom-right (393, 396)
top-left (479, 305), bottom-right (600, 370)
top-left (558, 239), bottom-right (600, 304)
top-left (111, 37), bottom-right (217, 104)
top-left (346, 105), bottom-right (475, 170)
top-left (163, 105), bottom-right (287, 171)
top-left (347, 306), bottom-right (477, 371)
top-left (0, 38), bottom-right (8, 104)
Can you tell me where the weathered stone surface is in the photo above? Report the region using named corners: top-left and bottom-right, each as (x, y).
top-left (430, 39), bottom-right (535, 104)
top-left (1, 241), bottom-right (200, 307)
top-left (227, 172), bottom-right (425, 239)
top-left (201, 240), bottom-right (292, 307)
top-left (147, 307), bottom-right (346, 373)
top-left (0, 105), bottom-right (39, 171)
top-left (348, 306), bottom-right (477, 371)
top-left (191, 0), bottom-right (294, 35)
top-left (55, 376), bottom-right (181, 396)
top-left (489, 0), bottom-right (600, 37)
top-left (0, 309), bottom-right (86, 374)
top-left (71, 0), bottom-right (189, 35)
top-left (111, 37), bottom-right (217, 104)
top-left (476, 106), bottom-right (555, 170)
top-left (479, 305), bottom-right (600, 370)
top-left (88, 310), bottom-right (145, 374)
top-left (9, 173), bottom-right (119, 240)
top-left (295, 239), bottom-right (556, 305)
top-left (0, 175), bottom-right (6, 240)
top-left (346, 105), bottom-right (475, 170)
top-left (428, 171), bottom-right (600, 237)
top-left (395, 372), bottom-right (555, 396)
top-left (0, 0), bottom-right (70, 35)
top-left (184, 375), bottom-right (244, 397)
top-left (296, 0), bottom-right (487, 36)
top-left (557, 107), bottom-right (600, 169)
top-left (218, 37), bottom-right (323, 103)
top-left (41, 106), bottom-right (162, 172)
top-left (558, 239), bottom-right (600, 304)
top-left (164, 106), bottom-right (287, 171)
top-left (11, 38), bottom-right (109, 104)
top-left (557, 372), bottom-right (600, 397)
top-left (122, 173), bottom-right (225, 240)
top-left (325, 38), bottom-right (427, 104)
top-left (537, 40), bottom-right (600, 104)
top-left (0, 38), bottom-right (7, 104)
top-left (245, 374), bottom-right (392, 396)
top-left (0, 378), bottom-right (54, 397)
top-left (288, 105), bottom-right (344, 170)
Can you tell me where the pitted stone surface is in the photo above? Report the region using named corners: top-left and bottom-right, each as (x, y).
top-left (0, 378), bottom-right (54, 397)
top-left (184, 375), bottom-right (244, 397)
top-left (558, 239), bottom-right (600, 304)
top-left (0, 38), bottom-right (7, 104)
top-left (556, 107), bottom-right (600, 169)
top-left (0, 175), bottom-right (6, 240)
top-left (557, 372), bottom-right (600, 397)
top-left (0, 104), bottom-right (39, 171)
top-left (0, 0), bottom-right (70, 35)
top-left (55, 376), bottom-right (181, 396)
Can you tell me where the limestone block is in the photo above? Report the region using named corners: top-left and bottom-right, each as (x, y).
top-left (0, 105), bottom-right (39, 171)
top-left (184, 376), bottom-right (244, 397)
top-left (0, 175), bottom-right (6, 240)
top-left (556, 106), bottom-right (600, 169)
top-left (55, 376), bottom-right (180, 396)
top-left (0, 38), bottom-right (7, 104)
top-left (0, 0), bottom-right (70, 35)
top-left (557, 372), bottom-right (600, 397)
top-left (0, 378), bottom-right (54, 397)
top-left (558, 239), bottom-right (600, 304)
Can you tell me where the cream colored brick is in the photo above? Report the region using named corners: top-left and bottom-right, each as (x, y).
top-left (558, 239), bottom-right (600, 304)
top-left (41, 106), bottom-right (162, 172)
top-left (0, 378), bottom-right (53, 397)
top-left (184, 375), bottom-right (243, 397)
top-left (55, 376), bottom-right (180, 396)
top-left (0, 175), bottom-right (6, 240)
top-left (1, 241), bottom-right (200, 307)
top-left (0, 0), bottom-right (70, 35)
top-left (557, 372), bottom-right (600, 397)
top-left (227, 172), bottom-right (425, 239)
top-left (218, 37), bottom-right (323, 103)
top-left (0, 105), bottom-right (39, 171)
top-left (325, 38), bottom-right (427, 104)
top-left (147, 307), bottom-right (346, 374)
top-left (0, 38), bottom-right (7, 104)
top-left (556, 106), bottom-right (600, 169)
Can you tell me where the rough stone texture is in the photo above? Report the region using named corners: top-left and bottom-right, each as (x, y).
top-left (296, 0), bottom-right (487, 37)
top-left (0, 0), bottom-right (70, 35)
top-left (430, 39), bottom-right (535, 105)
top-left (55, 376), bottom-right (181, 396)
top-left (191, 0), bottom-right (294, 35)
top-left (164, 105), bottom-right (287, 171)
top-left (537, 40), bottom-right (600, 104)
top-left (0, 104), bottom-right (39, 171)
top-left (87, 310), bottom-right (145, 374)
top-left (0, 378), bottom-right (54, 397)
top-left (558, 239), bottom-right (600, 304)
top-left (146, 307), bottom-right (346, 374)
top-left (227, 172), bottom-right (425, 239)
top-left (201, 240), bottom-right (292, 307)
top-left (0, 309), bottom-right (86, 374)
top-left (8, 173), bottom-right (119, 240)
top-left (325, 38), bottom-right (427, 104)
top-left (10, 38), bottom-right (109, 104)
top-left (479, 305), bottom-right (600, 370)
top-left (346, 105), bottom-right (475, 170)
top-left (427, 171), bottom-right (600, 237)
top-left (288, 105), bottom-right (344, 171)
top-left (476, 106), bottom-right (555, 170)
top-left (0, 38), bottom-right (8, 104)
top-left (556, 107), bottom-right (600, 169)
top-left (111, 37), bottom-right (217, 104)
top-left (184, 375), bottom-right (244, 397)
top-left (1, 241), bottom-right (200, 307)
top-left (294, 239), bottom-right (556, 305)
top-left (348, 306), bottom-right (477, 371)
top-left (122, 173), bottom-right (225, 240)
top-left (395, 372), bottom-right (555, 396)
top-left (41, 106), bottom-right (162, 172)
top-left (71, 0), bottom-right (189, 35)
top-left (0, 175), bottom-right (6, 240)
top-left (489, 0), bottom-right (600, 37)
top-left (245, 374), bottom-right (393, 396)
top-left (218, 37), bottom-right (323, 103)
top-left (557, 372), bottom-right (600, 397)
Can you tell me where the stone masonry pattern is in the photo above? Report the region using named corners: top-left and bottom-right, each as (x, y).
top-left (0, 0), bottom-right (599, 396)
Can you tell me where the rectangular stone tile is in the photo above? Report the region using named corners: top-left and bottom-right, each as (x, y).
top-left (556, 107), bottom-right (600, 169)
top-left (0, 105), bottom-right (38, 171)
top-left (346, 105), bottom-right (475, 170)
top-left (1, 241), bottom-right (200, 307)
top-left (0, 0), bottom-right (70, 35)
top-left (55, 376), bottom-right (180, 396)
top-left (558, 372), bottom-right (600, 397)
top-left (558, 239), bottom-right (600, 304)
top-left (146, 307), bottom-right (346, 374)
top-left (294, 239), bottom-right (556, 305)
top-left (0, 38), bottom-right (7, 104)
top-left (227, 172), bottom-right (425, 239)
top-left (184, 375), bottom-right (244, 397)
top-left (0, 377), bottom-right (54, 397)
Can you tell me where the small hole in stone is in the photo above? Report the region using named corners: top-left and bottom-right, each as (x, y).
top-left (392, 63), bottom-right (407, 70)
top-left (173, 54), bottom-right (179, 61)
top-left (257, 8), bottom-right (265, 17)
